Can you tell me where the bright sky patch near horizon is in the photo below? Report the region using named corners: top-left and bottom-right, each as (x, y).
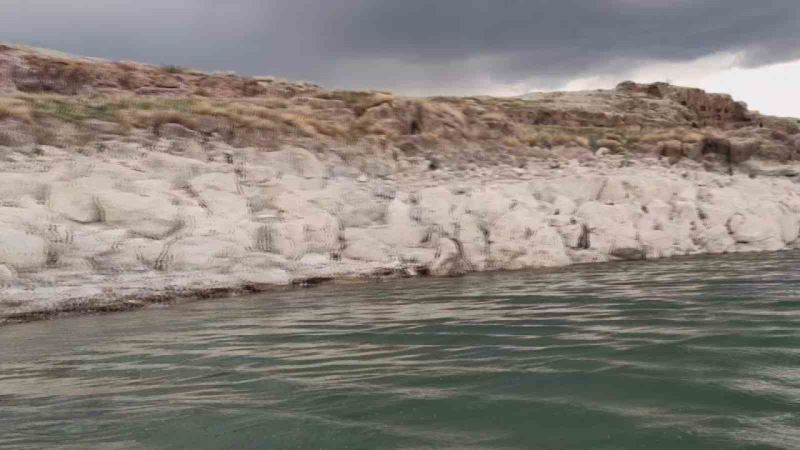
top-left (1, 0), bottom-right (798, 117)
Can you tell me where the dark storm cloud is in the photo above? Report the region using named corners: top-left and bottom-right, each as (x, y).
top-left (1, 0), bottom-right (798, 93)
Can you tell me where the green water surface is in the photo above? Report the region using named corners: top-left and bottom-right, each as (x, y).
top-left (1, 252), bottom-right (799, 449)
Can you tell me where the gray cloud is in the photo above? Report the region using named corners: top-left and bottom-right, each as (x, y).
top-left (1, 0), bottom-right (798, 93)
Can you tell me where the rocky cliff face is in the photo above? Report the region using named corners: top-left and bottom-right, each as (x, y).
top-left (1, 143), bottom-right (800, 324)
top-left (1, 44), bottom-right (800, 323)
top-left (0, 44), bottom-right (321, 98)
top-left (616, 81), bottom-right (751, 127)
top-left (1, 43), bottom-right (798, 167)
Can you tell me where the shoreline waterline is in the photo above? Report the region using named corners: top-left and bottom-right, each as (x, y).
top-left (4, 248), bottom-right (797, 326)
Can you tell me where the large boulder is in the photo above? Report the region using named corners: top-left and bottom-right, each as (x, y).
top-left (430, 236), bottom-right (471, 276)
top-left (0, 226), bottom-right (46, 270)
top-left (683, 142), bottom-right (704, 161)
top-left (701, 137), bottom-right (759, 164)
top-left (189, 172), bottom-right (238, 193)
top-left (94, 189), bottom-right (182, 239)
top-left (188, 172), bottom-right (251, 220)
top-left (597, 177), bottom-right (630, 204)
top-left (487, 206), bottom-right (569, 269)
top-left (271, 212), bottom-right (341, 259)
top-left (308, 180), bottom-right (387, 228)
top-left (727, 212), bottom-right (783, 251)
top-left (636, 199), bottom-right (678, 259)
top-left (697, 224), bottom-right (735, 254)
top-left (343, 228), bottom-right (393, 263)
top-left (576, 202), bottom-right (640, 255)
top-left (701, 137), bottom-right (731, 161)
top-left (0, 263), bottom-right (15, 284)
top-left (260, 147), bottom-right (325, 178)
top-left (0, 173), bottom-right (48, 204)
top-left (199, 190), bottom-right (250, 220)
top-left (658, 140), bottom-right (684, 164)
top-left (48, 177), bottom-right (116, 223)
top-left (550, 195), bottom-right (577, 216)
top-left (167, 237), bottom-right (247, 271)
top-left (729, 139), bottom-right (760, 164)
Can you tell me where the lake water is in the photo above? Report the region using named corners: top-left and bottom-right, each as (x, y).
top-left (2, 252), bottom-right (799, 449)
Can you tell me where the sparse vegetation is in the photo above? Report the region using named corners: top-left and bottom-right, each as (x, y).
top-left (161, 65), bottom-right (187, 74)
top-left (0, 98), bottom-right (33, 123)
top-left (1, 44), bottom-right (797, 165)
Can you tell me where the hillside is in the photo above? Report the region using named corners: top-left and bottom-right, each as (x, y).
top-left (2, 43), bottom-right (798, 169)
top-left (2, 44), bottom-right (800, 323)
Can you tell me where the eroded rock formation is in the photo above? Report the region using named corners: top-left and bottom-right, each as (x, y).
top-left (1, 143), bottom-right (800, 322)
top-left (1, 44), bottom-right (800, 322)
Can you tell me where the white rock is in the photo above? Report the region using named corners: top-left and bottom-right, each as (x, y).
top-left (727, 213), bottom-right (783, 251)
top-left (698, 225), bottom-right (735, 254)
top-left (0, 264), bottom-right (16, 284)
top-left (0, 227), bottom-right (46, 270)
top-left (532, 175), bottom-right (606, 204)
top-left (261, 147), bottom-right (325, 178)
top-left (551, 195), bottom-right (577, 216)
top-left (48, 178), bottom-right (111, 223)
top-left (237, 268), bottom-right (291, 286)
top-left (430, 237), bottom-right (469, 276)
top-left (779, 213), bottom-right (799, 244)
top-left (5, 137), bottom-right (800, 318)
top-left (94, 190), bottom-right (181, 239)
top-left (299, 253), bottom-right (330, 266)
top-left (168, 237), bottom-right (247, 271)
top-left (597, 177), bottom-right (629, 204)
top-left (198, 189), bottom-right (250, 220)
top-left (344, 229), bottom-right (393, 263)
top-left (189, 172), bottom-right (238, 194)
top-left (576, 202), bottom-right (640, 254)
top-left (0, 173), bottom-right (48, 203)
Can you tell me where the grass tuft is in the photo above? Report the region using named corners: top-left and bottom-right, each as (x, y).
top-left (0, 98), bottom-right (34, 123)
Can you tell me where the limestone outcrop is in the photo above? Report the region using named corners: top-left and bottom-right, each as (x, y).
top-left (1, 142), bottom-right (800, 323)
top-left (1, 44), bottom-right (800, 323)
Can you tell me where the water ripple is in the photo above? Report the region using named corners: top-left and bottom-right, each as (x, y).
top-left (1, 251), bottom-right (799, 449)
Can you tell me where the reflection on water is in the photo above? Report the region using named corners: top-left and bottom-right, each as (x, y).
top-left (2, 252), bottom-right (800, 450)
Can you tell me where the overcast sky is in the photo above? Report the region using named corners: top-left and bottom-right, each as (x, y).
top-left (2, 0), bottom-right (799, 117)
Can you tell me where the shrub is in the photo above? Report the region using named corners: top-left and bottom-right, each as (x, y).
top-left (161, 65), bottom-right (187, 74)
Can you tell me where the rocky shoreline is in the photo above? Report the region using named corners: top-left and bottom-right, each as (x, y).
top-left (2, 44), bottom-right (800, 324)
top-left (2, 141), bottom-right (800, 325)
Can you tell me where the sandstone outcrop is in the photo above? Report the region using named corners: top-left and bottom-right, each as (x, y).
top-left (617, 81), bottom-right (751, 126)
top-left (2, 43), bottom-right (798, 169)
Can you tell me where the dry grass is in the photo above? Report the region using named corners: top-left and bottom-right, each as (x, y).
top-left (2, 85), bottom-right (775, 163)
top-left (9, 44), bottom-right (797, 165)
top-left (0, 98), bottom-right (33, 123)
top-left (3, 92), bottom-right (691, 158)
top-left (316, 91), bottom-right (395, 116)
top-left (127, 109), bottom-right (200, 135)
